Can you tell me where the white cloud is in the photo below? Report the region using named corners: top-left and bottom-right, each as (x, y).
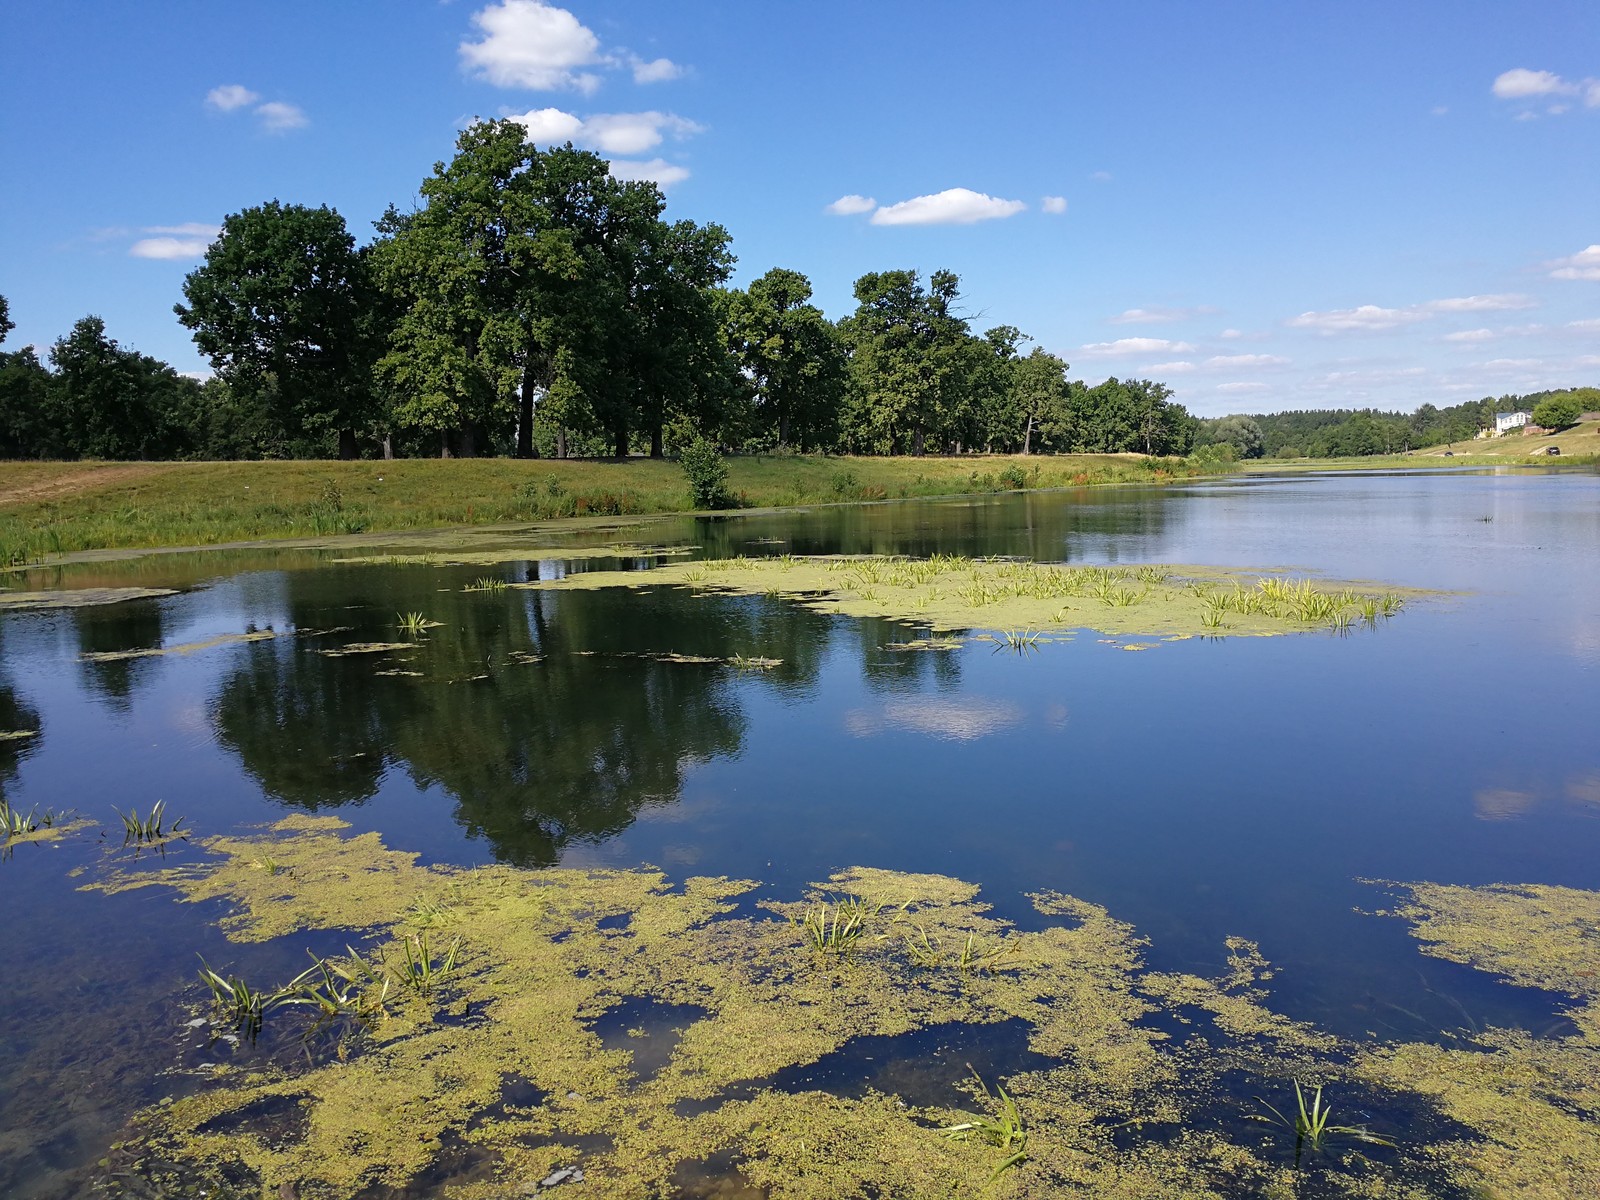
top-left (1090, 170), bottom-right (1112, 183)
top-left (509, 107), bottom-right (700, 155)
top-left (1219, 328), bottom-right (1243, 339)
top-left (128, 222), bottom-right (220, 260)
top-left (1079, 337), bottom-right (1196, 357)
top-left (1203, 354), bottom-right (1288, 368)
top-left (1443, 328), bottom-right (1496, 343)
top-left (1431, 105), bottom-right (1449, 116)
top-left (607, 158), bottom-right (690, 188)
top-left (1568, 317), bottom-right (1600, 330)
top-left (1286, 304), bottom-right (1429, 333)
top-left (1492, 68), bottom-right (1600, 111)
top-left (1109, 305), bottom-right (1215, 325)
top-left (1215, 382), bottom-right (1268, 394)
top-left (1550, 245), bottom-right (1600, 281)
top-left (1041, 195), bottom-right (1067, 215)
top-left (512, 106), bottom-right (584, 142)
top-left (630, 55), bottom-right (683, 84)
top-left (1493, 68), bottom-right (1572, 98)
top-left (1483, 358), bottom-right (1542, 370)
top-left (460, 0), bottom-right (604, 93)
top-left (825, 194), bottom-right (877, 216)
top-left (254, 101), bottom-right (308, 132)
top-left (870, 188), bottom-right (1026, 226)
top-left (1419, 293), bottom-right (1536, 313)
top-left (1141, 360), bottom-right (1196, 374)
top-left (205, 84), bottom-right (259, 112)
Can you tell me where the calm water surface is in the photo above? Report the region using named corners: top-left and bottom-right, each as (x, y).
top-left (1, 467), bottom-right (1597, 1197)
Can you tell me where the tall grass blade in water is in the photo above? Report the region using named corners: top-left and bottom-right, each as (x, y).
top-left (197, 960), bottom-right (293, 1040)
top-left (1252, 1079), bottom-right (1396, 1166)
top-left (0, 799), bottom-right (51, 837)
top-left (793, 895), bottom-right (891, 957)
top-left (396, 611), bottom-right (432, 636)
top-left (941, 1069), bottom-right (1029, 1183)
top-left (115, 799), bottom-right (185, 844)
top-left (395, 932), bottom-right (463, 996)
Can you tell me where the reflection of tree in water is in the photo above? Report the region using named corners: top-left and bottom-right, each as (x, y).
top-left (691, 489), bottom-right (1173, 563)
top-left (0, 628), bottom-right (41, 806)
top-left (853, 616), bottom-right (963, 694)
top-left (71, 601), bottom-right (166, 712)
top-left (214, 570), bottom-right (834, 865)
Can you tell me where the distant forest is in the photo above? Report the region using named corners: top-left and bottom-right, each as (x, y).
top-left (1194, 388), bottom-right (1600, 461)
top-left (0, 120), bottom-right (1592, 463)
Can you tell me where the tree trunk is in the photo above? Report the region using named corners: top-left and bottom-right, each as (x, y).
top-left (1023, 414), bottom-right (1034, 455)
top-left (440, 430), bottom-right (453, 459)
top-left (460, 425), bottom-right (477, 459)
top-left (382, 434), bottom-right (394, 461)
top-left (912, 424), bottom-right (926, 457)
top-left (650, 425), bottom-right (663, 459)
top-left (517, 359), bottom-right (538, 459)
top-left (778, 413), bottom-right (790, 447)
top-left (555, 428), bottom-right (568, 459)
top-left (613, 427), bottom-right (629, 459)
top-left (338, 428), bottom-right (358, 460)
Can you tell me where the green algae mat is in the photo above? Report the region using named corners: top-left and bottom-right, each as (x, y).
top-left (511, 554), bottom-right (1423, 640)
top-left (63, 815), bottom-right (1600, 1199)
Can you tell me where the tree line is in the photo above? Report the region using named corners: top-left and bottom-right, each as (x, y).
top-left (1, 121), bottom-right (1195, 462)
top-left (1193, 388), bottom-right (1598, 461)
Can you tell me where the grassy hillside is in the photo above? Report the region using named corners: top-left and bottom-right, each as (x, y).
top-left (0, 453), bottom-right (1192, 563)
top-left (1411, 418), bottom-right (1600, 459)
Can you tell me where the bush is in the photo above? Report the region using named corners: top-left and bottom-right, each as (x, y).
top-left (680, 437), bottom-right (736, 510)
top-left (997, 463), bottom-right (1030, 489)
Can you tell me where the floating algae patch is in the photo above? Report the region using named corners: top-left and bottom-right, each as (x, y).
top-left (318, 641), bottom-right (417, 657)
top-left (2, 815), bottom-right (94, 855)
top-left (76, 626), bottom-right (352, 662)
top-left (82, 821), bottom-right (1492, 1200)
top-left (513, 555), bottom-right (1427, 640)
top-left (1351, 880), bottom-right (1600, 1199)
top-left (0, 585), bottom-right (178, 611)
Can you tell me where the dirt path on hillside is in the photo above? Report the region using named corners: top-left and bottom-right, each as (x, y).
top-left (0, 464), bottom-right (166, 506)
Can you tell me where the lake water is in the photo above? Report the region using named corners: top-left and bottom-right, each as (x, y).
top-left (2, 466), bottom-right (1597, 1198)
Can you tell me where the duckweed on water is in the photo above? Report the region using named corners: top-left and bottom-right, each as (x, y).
top-left (73, 817), bottom-right (1600, 1199)
top-left (1351, 881), bottom-right (1600, 1198)
top-left (514, 556), bottom-right (1428, 640)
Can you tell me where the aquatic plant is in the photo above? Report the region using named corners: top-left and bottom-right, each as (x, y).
top-left (794, 896), bottom-right (877, 957)
top-left (941, 1071), bottom-right (1029, 1183)
top-left (463, 576), bottom-right (508, 592)
top-left (197, 961), bottom-right (292, 1039)
top-left (396, 611), bottom-right (431, 635)
top-left (997, 628), bottom-right (1043, 652)
top-left (394, 932), bottom-right (463, 996)
top-left (292, 950), bottom-right (390, 1026)
top-left (1252, 1080), bottom-right (1395, 1165)
top-left (115, 800), bottom-right (185, 844)
top-left (0, 800), bottom-right (43, 837)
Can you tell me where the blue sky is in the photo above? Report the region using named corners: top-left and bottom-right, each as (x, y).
top-left (2, 1), bottom-right (1596, 417)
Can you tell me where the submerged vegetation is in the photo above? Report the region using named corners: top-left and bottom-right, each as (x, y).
top-left (60, 815), bottom-right (1600, 1199)
top-left (520, 553), bottom-right (1422, 641)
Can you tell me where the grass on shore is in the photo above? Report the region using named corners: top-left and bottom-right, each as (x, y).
top-left (0, 453), bottom-right (1197, 564)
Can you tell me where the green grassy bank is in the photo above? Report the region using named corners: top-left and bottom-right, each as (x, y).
top-left (0, 453), bottom-right (1197, 563)
top-left (4, 436), bottom-right (1592, 566)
